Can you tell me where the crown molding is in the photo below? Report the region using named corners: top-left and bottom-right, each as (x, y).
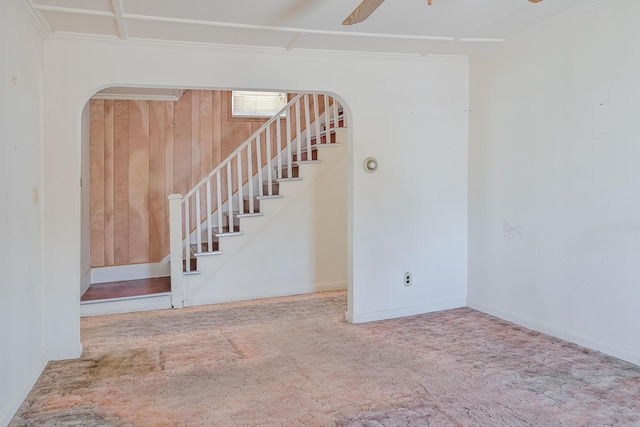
top-left (47, 32), bottom-right (472, 62)
top-left (124, 14), bottom-right (455, 42)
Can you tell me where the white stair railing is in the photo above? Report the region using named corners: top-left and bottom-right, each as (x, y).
top-left (168, 93), bottom-right (345, 308)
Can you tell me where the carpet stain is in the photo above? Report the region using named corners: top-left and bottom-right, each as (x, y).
top-left (9, 291), bottom-right (640, 426)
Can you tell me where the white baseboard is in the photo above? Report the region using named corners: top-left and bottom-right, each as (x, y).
top-left (468, 299), bottom-right (640, 366)
top-left (349, 298), bottom-right (467, 324)
top-left (0, 353), bottom-right (47, 427)
top-left (91, 259), bottom-right (170, 284)
top-left (184, 282), bottom-right (347, 307)
top-left (80, 269), bottom-right (91, 296)
top-left (47, 345), bottom-right (83, 361)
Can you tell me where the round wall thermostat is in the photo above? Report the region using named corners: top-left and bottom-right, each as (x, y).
top-left (363, 157), bottom-right (378, 173)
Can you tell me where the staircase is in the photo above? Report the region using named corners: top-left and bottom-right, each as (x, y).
top-left (168, 93), bottom-right (347, 308)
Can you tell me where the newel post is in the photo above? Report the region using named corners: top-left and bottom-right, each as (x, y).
top-left (168, 194), bottom-right (184, 308)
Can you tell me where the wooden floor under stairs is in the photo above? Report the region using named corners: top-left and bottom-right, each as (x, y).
top-left (81, 277), bottom-right (172, 316)
top-left (82, 277), bottom-right (171, 301)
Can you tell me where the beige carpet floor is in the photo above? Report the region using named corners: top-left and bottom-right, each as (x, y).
top-left (10, 291), bottom-right (640, 426)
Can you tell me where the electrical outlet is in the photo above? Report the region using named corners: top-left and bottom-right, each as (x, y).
top-left (404, 272), bottom-right (411, 287)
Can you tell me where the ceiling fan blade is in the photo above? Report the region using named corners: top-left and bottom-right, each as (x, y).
top-left (528, 0), bottom-right (543, 3)
top-left (342, 0), bottom-right (386, 25)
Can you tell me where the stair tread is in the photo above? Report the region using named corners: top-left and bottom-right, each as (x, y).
top-left (293, 160), bottom-right (322, 165)
top-left (194, 250), bottom-right (223, 257)
top-left (276, 177), bottom-right (303, 182)
top-left (224, 211), bottom-right (264, 217)
top-left (215, 231), bottom-right (244, 236)
top-left (256, 194), bottom-right (284, 200)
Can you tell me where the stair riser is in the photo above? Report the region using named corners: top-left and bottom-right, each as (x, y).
top-left (292, 150), bottom-right (318, 162)
top-left (311, 132), bottom-right (337, 145)
top-left (183, 258), bottom-right (197, 272)
top-left (323, 118), bottom-right (345, 130)
top-left (280, 166), bottom-right (299, 179)
top-left (243, 198), bottom-right (261, 213)
top-left (191, 241), bottom-right (220, 253)
top-left (263, 182), bottom-right (279, 195)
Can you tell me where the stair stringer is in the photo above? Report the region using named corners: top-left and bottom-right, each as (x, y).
top-left (182, 132), bottom-right (347, 307)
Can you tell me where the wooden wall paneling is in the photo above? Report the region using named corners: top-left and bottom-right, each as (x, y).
top-left (103, 100), bottom-right (115, 266)
top-left (211, 92), bottom-right (223, 220)
top-left (190, 91), bottom-right (201, 228)
top-left (199, 91), bottom-right (213, 221)
top-left (113, 100), bottom-right (130, 265)
top-left (149, 101), bottom-right (166, 262)
top-left (173, 91), bottom-right (192, 198)
top-left (191, 91), bottom-right (201, 186)
top-left (199, 91), bottom-right (213, 178)
top-left (317, 94), bottom-right (326, 117)
top-left (90, 100), bottom-right (105, 267)
top-left (128, 100), bottom-right (150, 264)
top-left (212, 91), bottom-right (222, 166)
top-left (220, 92), bottom-right (235, 160)
top-left (164, 101), bottom-right (175, 257)
top-left (173, 91), bottom-right (194, 234)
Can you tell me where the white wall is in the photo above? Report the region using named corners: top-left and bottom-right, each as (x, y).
top-left (468, 0), bottom-right (640, 364)
top-left (43, 40), bottom-right (469, 353)
top-left (0, 0), bottom-right (47, 424)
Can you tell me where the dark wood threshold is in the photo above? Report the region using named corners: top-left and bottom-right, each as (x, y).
top-left (81, 277), bottom-right (171, 302)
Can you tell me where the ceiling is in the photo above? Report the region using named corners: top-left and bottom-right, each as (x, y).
top-left (23, 0), bottom-right (590, 56)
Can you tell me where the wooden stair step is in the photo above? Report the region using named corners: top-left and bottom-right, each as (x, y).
top-left (323, 115), bottom-right (345, 131)
top-left (263, 181), bottom-right (280, 195)
top-left (190, 241), bottom-right (220, 253)
top-left (310, 130), bottom-right (338, 145)
top-left (280, 165), bottom-right (299, 178)
top-left (243, 197), bottom-right (261, 212)
top-left (292, 149), bottom-right (318, 162)
top-left (212, 225), bottom-right (242, 235)
top-left (182, 257), bottom-right (198, 273)
top-left (224, 211), bottom-right (264, 218)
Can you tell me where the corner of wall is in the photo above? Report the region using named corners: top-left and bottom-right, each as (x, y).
top-left (0, 353), bottom-right (47, 427)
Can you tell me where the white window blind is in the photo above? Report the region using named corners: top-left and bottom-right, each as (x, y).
top-left (232, 91), bottom-right (287, 117)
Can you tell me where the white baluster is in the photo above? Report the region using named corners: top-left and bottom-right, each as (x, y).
top-left (206, 179), bottom-right (212, 252)
top-left (314, 93), bottom-right (320, 154)
top-left (184, 200), bottom-right (190, 272)
top-left (256, 133), bottom-right (263, 196)
top-left (266, 124), bottom-right (273, 195)
top-left (295, 100), bottom-right (301, 172)
top-left (324, 94), bottom-right (330, 132)
top-left (216, 170), bottom-right (222, 234)
top-left (333, 97), bottom-right (339, 129)
top-left (276, 117), bottom-right (282, 180)
top-left (168, 194), bottom-right (184, 308)
top-left (195, 189), bottom-right (202, 254)
top-left (247, 141), bottom-right (254, 213)
top-left (304, 94), bottom-right (312, 160)
top-left (286, 108), bottom-right (292, 180)
top-left (237, 153), bottom-right (243, 214)
top-left (226, 162), bottom-right (233, 232)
